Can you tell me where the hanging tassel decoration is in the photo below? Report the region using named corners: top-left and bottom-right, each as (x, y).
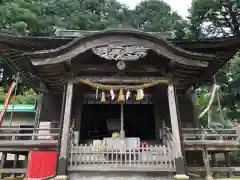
top-left (126, 90), bottom-right (131, 100)
top-left (101, 92), bottom-right (106, 103)
top-left (118, 88), bottom-right (125, 103)
top-left (110, 89), bottom-right (115, 100)
top-left (136, 89), bottom-right (144, 101)
top-left (140, 89), bottom-right (144, 100)
top-left (136, 89), bottom-right (141, 101)
top-left (95, 87), bottom-right (99, 100)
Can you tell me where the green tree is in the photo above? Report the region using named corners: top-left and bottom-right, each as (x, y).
top-left (189, 0), bottom-right (240, 125)
top-left (45, 0), bottom-right (132, 30)
top-left (189, 0), bottom-right (240, 38)
top-left (132, 0), bottom-right (188, 38)
top-left (0, 0), bottom-right (60, 35)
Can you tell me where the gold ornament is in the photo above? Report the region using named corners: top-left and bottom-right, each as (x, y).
top-left (101, 92), bottom-right (106, 103)
top-left (118, 88), bottom-right (125, 103)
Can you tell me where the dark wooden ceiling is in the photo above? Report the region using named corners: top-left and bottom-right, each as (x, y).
top-left (0, 30), bottom-right (239, 93)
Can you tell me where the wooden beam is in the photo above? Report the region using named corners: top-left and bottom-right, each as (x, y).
top-left (167, 84), bottom-right (188, 179)
top-left (57, 82), bottom-right (73, 177)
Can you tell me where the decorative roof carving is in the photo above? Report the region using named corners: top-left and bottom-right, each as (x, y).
top-left (92, 45), bottom-right (148, 61)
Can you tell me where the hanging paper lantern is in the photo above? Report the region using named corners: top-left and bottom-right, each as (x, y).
top-left (118, 88), bottom-right (125, 103)
top-left (101, 92), bottom-right (106, 103)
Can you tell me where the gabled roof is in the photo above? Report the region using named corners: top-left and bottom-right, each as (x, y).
top-left (0, 30), bottom-right (239, 93)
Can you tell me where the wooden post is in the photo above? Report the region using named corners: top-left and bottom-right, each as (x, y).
top-left (11, 154), bottom-right (19, 177)
top-left (120, 104), bottom-right (125, 140)
top-left (56, 82), bottom-right (73, 179)
top-left (203, 147), bottom-right (213, 180)
top-left (236, 127), bottom-right (240, 141)
top-left (0, 152), bottom-right (6, 179)
top-left (211, 153), bottom-right (216, 167)
top-left (224, 152), bottom-right (232, 177)
top-left (23, 154), bottom-right (28, 177)
top-left (167, 84), bottom-right (189, 180)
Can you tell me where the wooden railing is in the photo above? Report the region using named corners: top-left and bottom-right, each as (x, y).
top-left (0, 127), bottom-right (60, 141)
top-left (0, 127), bottom-right (60, 149)
top-left (68, 144), bottom-right (175, 171)
top-left (163, 127), bottom-right (240, 150)
top-left (182, 128), bottom-right (240, 142)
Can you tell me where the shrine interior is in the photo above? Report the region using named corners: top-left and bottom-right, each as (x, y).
top-left (70, 83), bottom-right (176, 145)
top-left (79, 104), bottom-right (155, 143)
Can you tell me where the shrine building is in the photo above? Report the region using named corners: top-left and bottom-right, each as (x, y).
top-left (0, 30), bottom-right (239, 180)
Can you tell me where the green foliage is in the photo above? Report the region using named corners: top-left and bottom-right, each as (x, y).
top-left (0, 0), bottom-right (53, 35)
top-left (44, 0), bottom-right (131, 30)
top-left (13, 88), bottom-right (37, 104)
top-left (1, 0), bottom-right (189, 35)
top-left (189, 0), bottom-right (240, 38)
top-left (132, 0), bottom-right (188, 38)
top-left (0, 87), bottom-right (37, 104)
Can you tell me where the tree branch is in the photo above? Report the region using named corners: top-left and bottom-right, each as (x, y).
top-left (225, 2), bottom-right (239, 34)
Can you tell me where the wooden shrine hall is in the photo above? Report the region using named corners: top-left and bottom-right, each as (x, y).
top-left (0, 30), bottom-right (240, 180)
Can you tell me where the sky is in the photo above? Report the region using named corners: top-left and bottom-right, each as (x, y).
top-left (118, 0), bottom-right (192, 18)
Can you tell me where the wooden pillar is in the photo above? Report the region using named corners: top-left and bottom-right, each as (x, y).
top-left (57, 82), bottom-right (74, 178)
top-left (167, 84), bottom-right (189, 180)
